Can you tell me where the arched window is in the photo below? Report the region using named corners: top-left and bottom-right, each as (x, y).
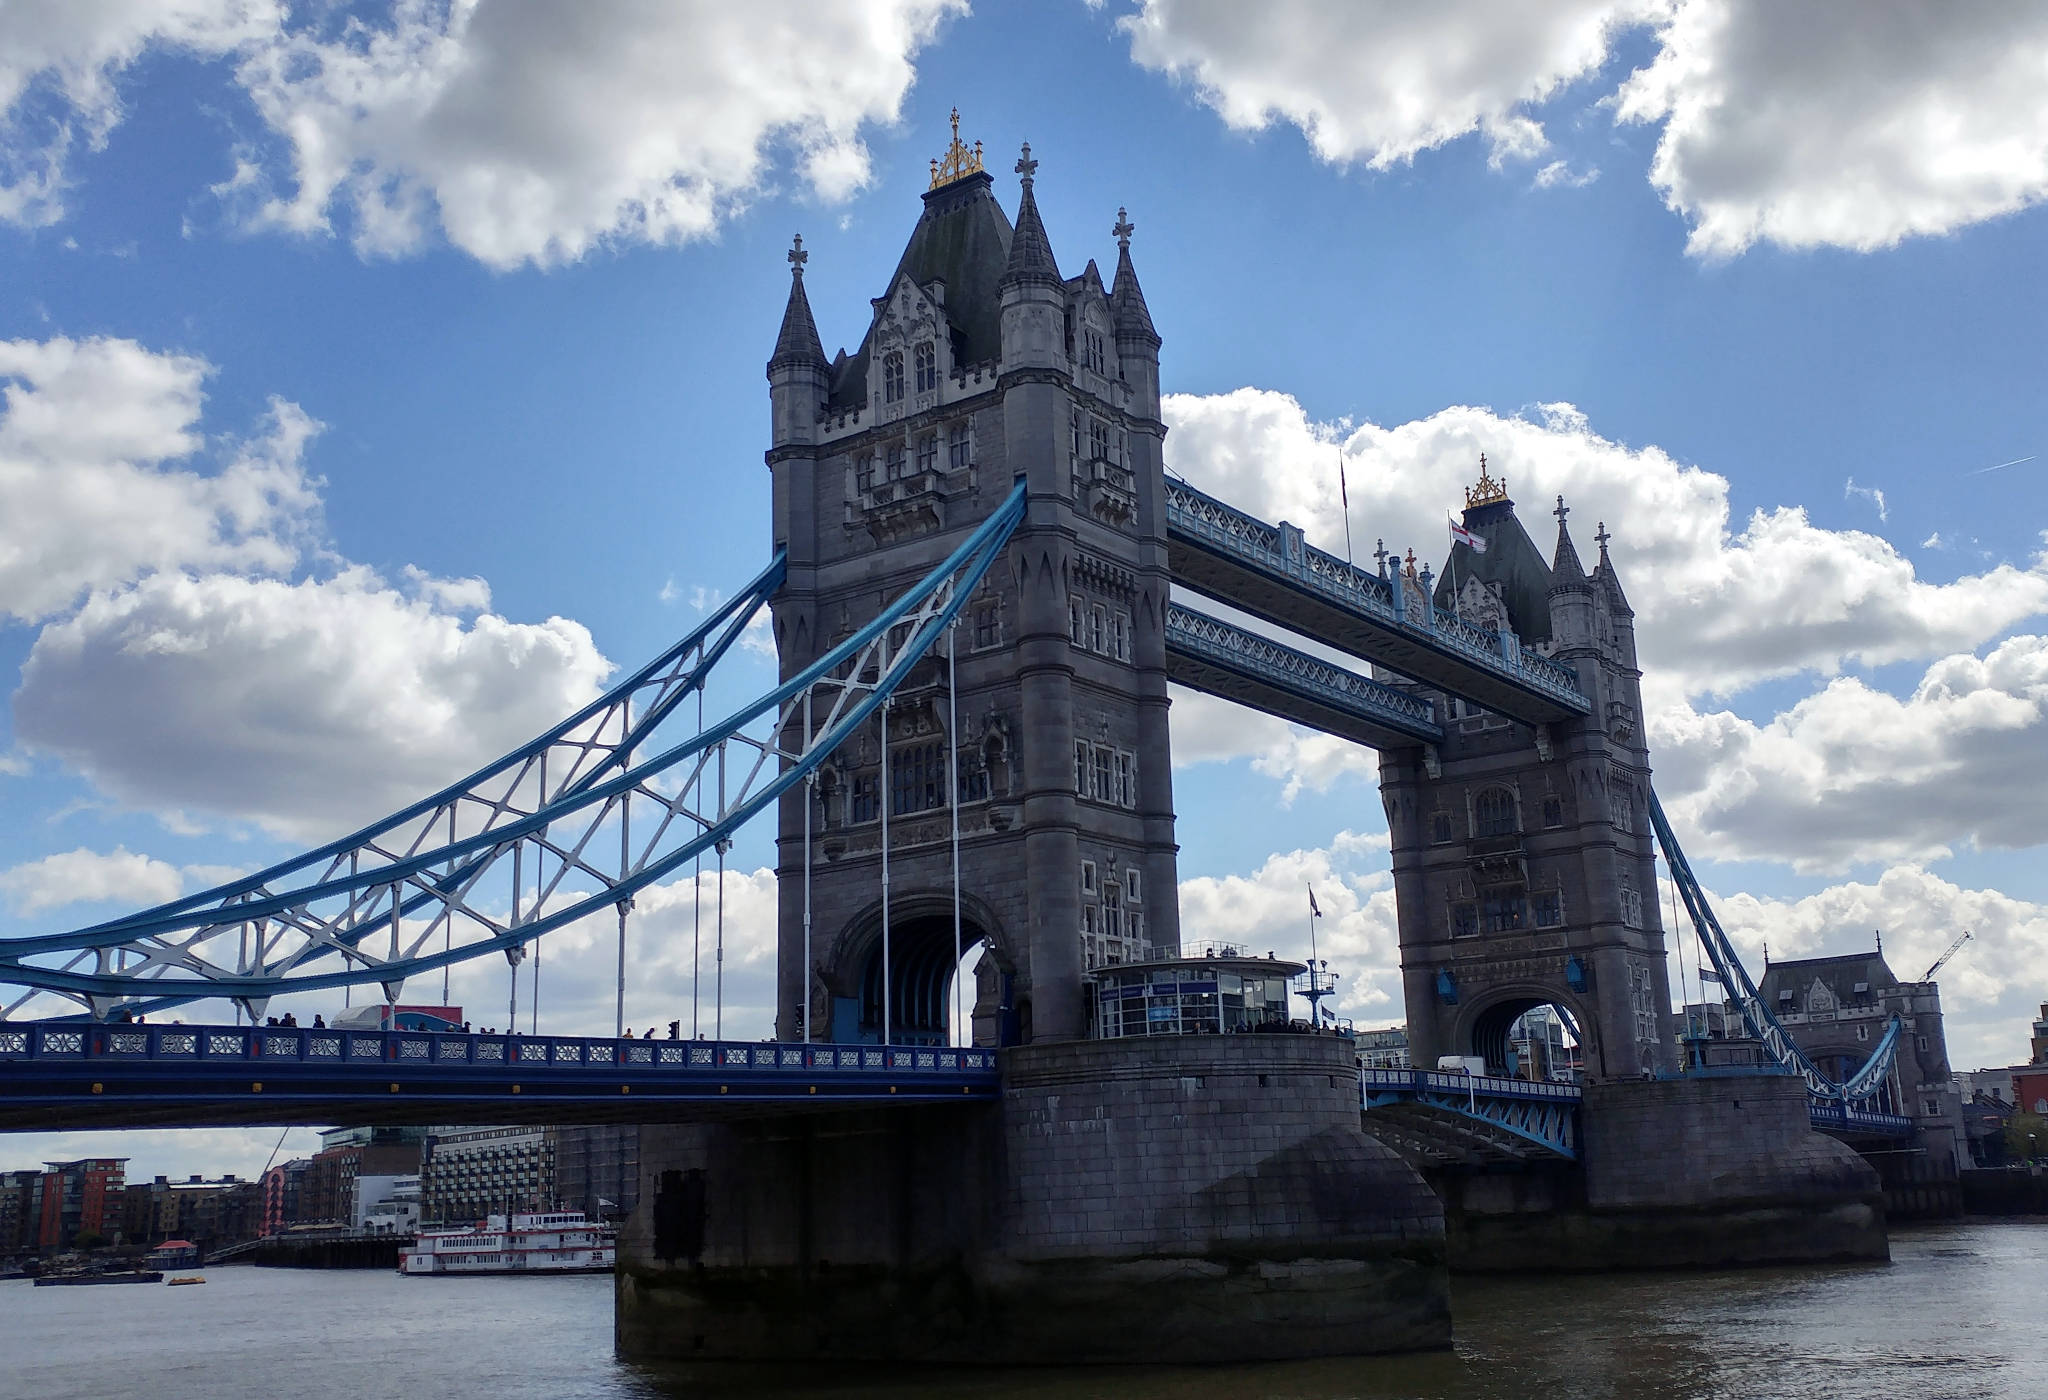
top-left (1475, 788), bottom-right (1517, 837)
top-left (914, 342), bottom-right (936, 393)
top-left (883, 351), bottom-right (905, 403)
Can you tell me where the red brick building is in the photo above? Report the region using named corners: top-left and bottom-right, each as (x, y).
top-left (36, 1157), bottom-right (126, 1250)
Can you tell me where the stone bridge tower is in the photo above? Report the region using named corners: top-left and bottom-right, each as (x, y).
top-left (1381, 465), bottom-right (1675, 1077)
top-left (764, 122), bottom-right (1179, 1046)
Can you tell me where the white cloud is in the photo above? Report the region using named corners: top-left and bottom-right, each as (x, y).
top-left (0, 1126), bottom-right (324, 1184)
top-left (1118, 0), bottom-right (1659, 170)
top-left (228, 0), bottom-right (963, 268)
top-left (1655, 635), bottom-right (2048, 873)
top-left (0, 336), bottom-right (320, 623)
top-left (0, 845), bottom-right (184, 915)
top-left (1532, 159), bottom-right (1599, 190)
top-left (1163, 389), bottom-right (2048, 706)
top-left (1615, 2), bottom-right (2048, 258)
top-left (1177, 829), bottom-right (1404, 1024)
top-left (13, 566), bottom-right (612, 843)
top-left (1843, 475), bottom-right (1887, 523)
top-left (0, 0), bottom-right (277, 225)
top-left (1706, 864), bottom-right (2048, 1072)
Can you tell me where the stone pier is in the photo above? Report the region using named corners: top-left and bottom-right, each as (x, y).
top-left (616, 1034), bottom-right (1450, 1364)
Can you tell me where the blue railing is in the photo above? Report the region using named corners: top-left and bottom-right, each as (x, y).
top-left (1163, 480), bottom-right (1590, 712)
top-left (0, 1022), bottom-right (998, 1092)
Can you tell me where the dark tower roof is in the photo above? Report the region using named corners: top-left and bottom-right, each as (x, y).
top-left (1548, 496), bottom-right (1592, 593)
top-left (999, 142), bottom-right (1061, 290)
top-left (1433, 456), bottom-right (1555, 643)
top-left (1109, 207), bottom-right (1160, 347)
top-left (827, 167), bottom-right (1014, 409)
top-left (769, 234), bottom-right (826, 372)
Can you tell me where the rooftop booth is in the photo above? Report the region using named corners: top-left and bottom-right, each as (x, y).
top-left (1091, 947), bottom-right (1309, 1038)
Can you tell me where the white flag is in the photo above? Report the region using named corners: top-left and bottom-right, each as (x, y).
top-left (1449, 520), bottom-right (1488, 554)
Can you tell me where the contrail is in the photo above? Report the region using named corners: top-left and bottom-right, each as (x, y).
top-left (1969, 454), bottom-right (2037, 476)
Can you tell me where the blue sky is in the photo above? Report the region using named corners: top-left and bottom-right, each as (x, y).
top-left (2, 1), bottom-right (2046, 1177)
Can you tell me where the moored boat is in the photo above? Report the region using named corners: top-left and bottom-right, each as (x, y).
top-left (33, 1270), bottom-right (164, 1286)
top-left (399, 1211), bottom-right (614, 1276)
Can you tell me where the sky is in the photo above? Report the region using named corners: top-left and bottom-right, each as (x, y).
top-left (1, 0), bottom-right (2045, 1180)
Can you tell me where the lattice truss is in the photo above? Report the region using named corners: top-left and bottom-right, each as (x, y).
top-left (1650, 790), bottom-right (1901, 1107)
top-left (0, 484), bottom-right (1027, 1023)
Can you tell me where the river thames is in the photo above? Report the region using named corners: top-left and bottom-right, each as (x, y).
top-left (4, 1221), bottom-right (2044, 1400)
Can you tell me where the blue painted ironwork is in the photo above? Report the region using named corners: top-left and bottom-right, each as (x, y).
top-left (1649, 789), bottom-right (1902, 1108)
top-left (1163, 479), bottom-right (1589, 714)
top-left (0, 1022), bottom-right (998, 1127)
top-left (0, 484), bottom-right (1029, 1020)
top-left (1808, 1100), bottom-right (1913, 1139)
top-left (1361, 1066), bottom-right (1581, 1159)
top-left (1163, 603), bottom-right (1442, 745)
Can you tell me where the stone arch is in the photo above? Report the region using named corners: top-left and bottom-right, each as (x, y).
top-left (826, 890), bottom-right (1018, 1047)
top-left (1454, 983), bottom-right (1596, 1080)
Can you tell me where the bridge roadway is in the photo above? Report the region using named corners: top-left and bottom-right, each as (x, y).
top-left (1361, 1067), bottom-right (1914, 1166)
top-left (1163, 480), bottom-right (1591, 725)
top-left (0, 1022), bottom-right (997, 1130)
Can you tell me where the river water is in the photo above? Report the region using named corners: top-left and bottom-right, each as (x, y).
top-left (4, 1222), bottom-right (2045, 1400)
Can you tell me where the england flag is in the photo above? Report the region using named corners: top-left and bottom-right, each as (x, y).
top-left (1449, 520), bottom-right (1488, 554)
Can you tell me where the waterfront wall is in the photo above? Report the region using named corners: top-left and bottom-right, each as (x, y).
top-left (1430, 1073), bottom-right (1888, 1271)
top-left (616, 1034), bottom-right (1449, 1364)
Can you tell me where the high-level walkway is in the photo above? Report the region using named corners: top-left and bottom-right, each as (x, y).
top-left (1164, 480), bottom-right (1591, 723)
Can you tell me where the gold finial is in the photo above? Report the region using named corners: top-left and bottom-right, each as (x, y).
top-left (929, 106), bottom-right (986, 189)
top-left (1463, 451), bottom-right (1509, 510)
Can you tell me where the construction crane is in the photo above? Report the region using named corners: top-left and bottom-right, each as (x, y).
top-left (1922, 930), bottom-right (1972, 982)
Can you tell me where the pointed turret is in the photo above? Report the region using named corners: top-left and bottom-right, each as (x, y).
top-left (1109, 207), bottom-right (1160, 349)
top-left (999, 143), bottom-right (1061, 289)
top-left (769, 233), bottom-right (827, 372)
top-left (1594, 521), bottom-right (1633, 617)
top-left (1547, 495), bottom-right (1592, 594)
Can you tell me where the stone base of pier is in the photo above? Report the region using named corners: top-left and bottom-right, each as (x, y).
top-left (1429, 1072), bottom-right (1888, 1272)
top-left (616, 1034), bottom-right (1449, 1364)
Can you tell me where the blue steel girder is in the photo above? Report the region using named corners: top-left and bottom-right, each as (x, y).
top-left (1164, 603), bottom-right (1443, 750)
top-left (0, 484), bottom-right (1029, 1020)
top-left (1362, 1068), bottom-right (1581, 1159)
top-left (1650, 790), bottom-right (1903, 1109)
top-left (1163, 480), bottom-right (1589, 724)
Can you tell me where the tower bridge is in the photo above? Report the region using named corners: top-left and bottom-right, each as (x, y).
top-left (0, 119), bottom-right (1944, 1364)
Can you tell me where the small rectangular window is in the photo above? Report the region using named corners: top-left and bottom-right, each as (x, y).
top-left (1114, 751), bottom-right (1134, 807)
top-left (851, 774), bottom-right (878, 823)
top-left (1125, 869), bottom-right (1142, 904)
top-left (1074, 740), bottom-right (1091, 797)
top-left (1542, 796), bottom-right (1564, 828)
top-left (1112, 611), bottom-right (1131, 661)
top-left (1917, 1035), bottom-right (1929, 1052)
top-left (1430, 812), bottom-right (1453, 844)
top-left (1452, 904), bottom-right (1478, 938)
top-left (1092, 746), bottom-right (1114, 803)
top-left (1090, 605), bottom-right (1107, 653)
top-left (1080, 860), bottom-right (1097, 894)
top-left (884, 441), bottom-right (905, 478)
top-left (1129, 912), bottom-right (1143, 945)
top-left (915, 434), bottom-right (937, 474)
top-left (973, 603), bottom-right (1000, 650)
top-left (1533, 891), bottom-right (1562, 927)
top-left (1069, 596), bottom-right (1086, 645)
top-left (1089, 418), bottom-right (1110, 462)
top-left (854, 455), bottom-right (875, 493)
top-left (948, 422), bottom-right (970, 469)
top-left (1082, 905), bottom-right (1097, 935)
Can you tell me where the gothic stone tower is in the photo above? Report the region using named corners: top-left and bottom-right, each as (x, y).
top-left (764, 124), bottom-right (1178, 1046)
top-left (1380, 464), bottom-right (1675, 1077)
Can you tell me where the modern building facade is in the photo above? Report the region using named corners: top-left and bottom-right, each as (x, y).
top-left (300, 1126), bottom-right (424, 1226)
top-left (550, 1125), bottom-right (638, 1223)
top-left (420, 1126), bottom-right (553, 1225)
top-left (34, 1157), bottom-right (125, 1251)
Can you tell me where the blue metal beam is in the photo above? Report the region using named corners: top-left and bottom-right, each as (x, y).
top-left (1164, 603), bottom-right (1443, 749)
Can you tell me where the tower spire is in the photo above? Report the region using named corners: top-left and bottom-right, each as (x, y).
top-left (1548, 494), bottom-right (1591, 592)
top-left (1000, 142), bottom-right (1061, 289)
top-left (1109, 205), bottom-right (1159, 349)
top-left (769, 232), bottom-right (826, 371)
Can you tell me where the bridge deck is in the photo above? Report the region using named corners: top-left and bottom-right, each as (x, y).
top-left (0, 1023), bottom-right (998, 1130)
top-left (1164, 604), bottom-right (1443, 750)
top-left (1164, 481), bottom-right (1590, 724)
